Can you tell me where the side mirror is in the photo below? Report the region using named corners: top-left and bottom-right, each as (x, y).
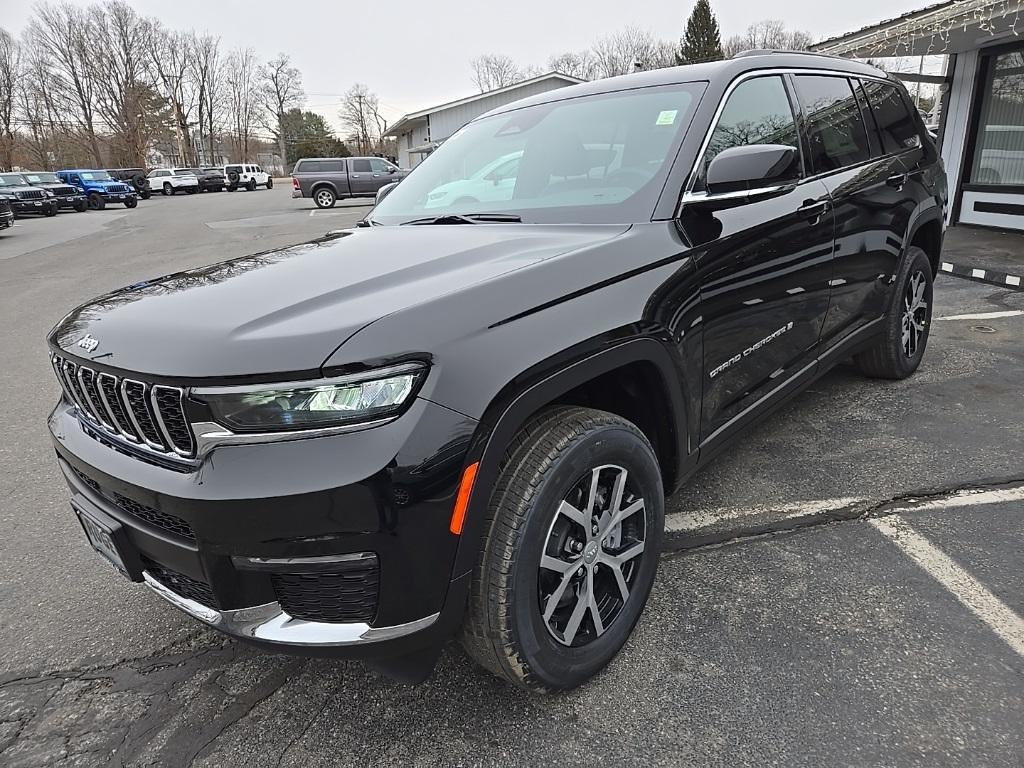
top-left (705, 144), bottom-right (799, 196)
top-left (375, 181), bottom-right (398, 206)
top-left (388, 167), bottom-right (397, 174)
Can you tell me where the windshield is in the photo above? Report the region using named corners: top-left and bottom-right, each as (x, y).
top-left (371, 83), bottom-right (702, 225)
top-left (23, 173), bottom-right (59, 184)
top-left (0, 174), bottom-right (25, 186)
top-left (80, 171), bottom-right (113, 181)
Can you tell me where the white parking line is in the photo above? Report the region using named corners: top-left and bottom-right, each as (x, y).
top-left (888, 486), bottom-right (1024, 512)
top-left (871, 516), bottom-right (1024, 658)
top-left (935, 310), bottom-right (1024, 321)
top-left (665, 496), bottom-right (865, 532)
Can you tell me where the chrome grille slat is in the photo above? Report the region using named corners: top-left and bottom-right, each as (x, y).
top-left (51, 354), bottom-right (195, 460)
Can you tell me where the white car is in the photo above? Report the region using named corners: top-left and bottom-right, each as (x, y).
top-left (224, 163), bottom-right (272, 192)
top-left (147, 168), bottom-right (199, 196)
top-left (424, 152), bottom-right (522, 210)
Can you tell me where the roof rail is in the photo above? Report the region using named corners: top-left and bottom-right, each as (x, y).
top-left (731, 49), bottom-right (851, 61)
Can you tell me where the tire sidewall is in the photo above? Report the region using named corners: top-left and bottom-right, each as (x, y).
top-left (887, 247), bottom-right (934, 377)
top-left (506, 425), bottom-right (663, 689)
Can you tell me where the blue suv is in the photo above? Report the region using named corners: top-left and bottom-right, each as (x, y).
top-left (56, 169), bottom-right (138, 211)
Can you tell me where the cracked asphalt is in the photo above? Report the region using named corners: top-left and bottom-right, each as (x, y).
top-left (1, 190), bottom-right (1022, 767)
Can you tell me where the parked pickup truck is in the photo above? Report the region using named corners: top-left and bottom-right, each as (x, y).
top-left (0, 173), bottom-right (59, 217)
top-left (56, 170), bottom-right (138, 210)
top-left (19, 172), bottom-right (88, 212)
top-left (291, 156), bottom-right (409, 208)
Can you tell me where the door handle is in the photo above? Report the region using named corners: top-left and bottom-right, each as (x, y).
top-left (797, 199), bottom-right (828, 224)
top-left (351, 174), bottom-right (361, 178)
top-left (886, 173), bottom-right (908, 190)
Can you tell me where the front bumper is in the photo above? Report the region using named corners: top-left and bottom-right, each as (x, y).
top-left (291, 189), bottom-right (303, 198)
top-left (11, 198), bottom-right (58, 215)
top-left (95, 190), bottom-right (137, 202)
top-left (49, 396), bottom-right (477, 656)
top-left (55, 195), bottom-right (86, 209)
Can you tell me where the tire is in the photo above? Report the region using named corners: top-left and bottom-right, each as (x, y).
top-left (313, 187), bottom-right (336, 209)
top-left (131, 174), bottom-right (146, 192)
top-left (73, 201), bottom-right (88, 213)
top-left (45, 206), bottom-right (57, 217)
top-left (247, 178), bottom-right (257, 191)
top-left (266, 178), bottom-right (273, 189)
top-left (162, 182), bottom-right (173, 196)
top-left (461, 406), bottom-right (664, 691)
top-left (186, 187), bottom-right (197, 194)
top-left (87, 192), bottom-right (105, 211)
top-left (124, 197), bottom-right (137, 209)
top-left (854, 246), bottom-right (934, 379)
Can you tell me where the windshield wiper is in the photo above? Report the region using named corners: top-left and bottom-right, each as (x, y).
top-left (356, 217), bottom-right (381, 227)
top-left (400, 212), bottom-right (522, 225)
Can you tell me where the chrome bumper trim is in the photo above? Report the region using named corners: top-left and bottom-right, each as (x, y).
top-left (142, 571), bottom-right (439, 647)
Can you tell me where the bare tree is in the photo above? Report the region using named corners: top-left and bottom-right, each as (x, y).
top-left (548, 50), bottom-right (599, 81)
top-left (26, 2), bottom-right (103, 165)
top-left (0, 28), bottom-right (19, 170)
top-left (260, 53), bottom-right (304, 172)
top-left (224, 47), bottom-right (259, 161)
top-left (723, 20), bottom-right (813, 58)
top-left (338, 83), bottom-right (383, 155)
top-left (86, 2), bottom-right (154, 166)
top-left (591, 27), bottom-right (675, 78)
top-left (148, 24), bottom-right (199, 166)
top-left (470, 54), bottom-right (524, 92)
top-left (193, 34), bottom-right (224, 165)
top-left (15, 42), bottom-right (62, 168)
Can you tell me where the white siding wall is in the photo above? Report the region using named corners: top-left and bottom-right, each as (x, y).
top-left (941, 49), bottom-right (979, 224)
top-left (427, 79), bottom-right (574, 142)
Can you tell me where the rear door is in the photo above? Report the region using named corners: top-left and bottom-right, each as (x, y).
top-left (348, 158), bottom-right (375, 196)
top-left (680, 74), bottom-right (835, 444)
top-left (793, 74), bottom-right (919, 353)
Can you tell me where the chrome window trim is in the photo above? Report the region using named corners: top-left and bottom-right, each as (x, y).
top-left (143, 571), bottom-right (439, 647)
top-left (679, 66), bottom-right (900, 213)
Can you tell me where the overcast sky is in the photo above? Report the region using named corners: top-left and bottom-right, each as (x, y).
top-left (1, 0), bottom-right (933, 126)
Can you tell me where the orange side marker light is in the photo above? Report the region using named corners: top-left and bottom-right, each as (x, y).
top-left (449, 461), bottom-right (479, 535)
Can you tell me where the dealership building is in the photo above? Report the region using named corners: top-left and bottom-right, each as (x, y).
top-left (813, 0), bottom-right (1024, 232)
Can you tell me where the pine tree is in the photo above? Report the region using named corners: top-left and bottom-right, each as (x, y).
top-left (676, 0), bottom-right (724, 65)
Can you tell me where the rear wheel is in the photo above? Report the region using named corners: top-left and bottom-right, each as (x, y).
top-left (461, 406), bottom-right (663, 691)
top-left (247, 178), bottom-right (257, 191)
top-left (855, 246), bottom-right (933, 379)
top-left (313, 187), bottom-right (336, 208)
top-left (266, 177), bottom-right (274, 189)
top-left (87, 192), bottom-right (105, 211)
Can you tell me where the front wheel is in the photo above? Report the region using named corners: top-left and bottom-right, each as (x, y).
top-left (266, 178), bottom-right (273, 189)
top-left (73, 201), bottom-right (88, 213)
top-left (162, 182), bottom-right (173, 196)
top-left (124, 197), bottom-right (137, 209)
top-left (855, 246), bottom-right (934, 379)
top-left (247, 179), bottom-right (257, 191)
top-left (87, 192), bottom-right (105, 211)
top-left (461, 406), bottom-right (664, 691)
top-left (44, 205), bottom-right (57, 217)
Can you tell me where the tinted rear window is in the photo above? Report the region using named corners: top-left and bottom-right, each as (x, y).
top-left (351, 159), bottom-right (371, 173)
top-left (861, 80), bottom-right (919, 155)
top-left (794, 75), bottom-right (872, 172)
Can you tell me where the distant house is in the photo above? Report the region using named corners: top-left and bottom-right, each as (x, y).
top-left (386, 72), bottom-right (584, 169)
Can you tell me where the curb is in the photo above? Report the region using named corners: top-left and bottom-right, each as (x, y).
top-left (940, 261), bottom-right (1023, 291)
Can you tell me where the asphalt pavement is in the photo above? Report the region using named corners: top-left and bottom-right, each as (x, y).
top-left (0, 189), bottom-right (1021, 767)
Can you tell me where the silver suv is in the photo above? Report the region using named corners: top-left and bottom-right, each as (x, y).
top-left (291, 157), bottom-right (409, 208)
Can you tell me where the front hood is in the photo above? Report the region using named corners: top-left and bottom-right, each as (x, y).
top-left (50, 224), bottom-right (628, 380)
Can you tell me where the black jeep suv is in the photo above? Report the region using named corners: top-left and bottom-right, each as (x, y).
top-left (0, 173), bottom-right (59, 217)
top-left (19, 172), bottom-right (88, 212)
top-left (47, 53), bottom-right (946, 691)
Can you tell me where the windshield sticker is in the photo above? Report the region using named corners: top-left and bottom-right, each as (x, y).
top-left (655, 110), bottom-right (678, 126)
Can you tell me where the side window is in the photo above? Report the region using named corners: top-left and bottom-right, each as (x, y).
top-left (861, 80), bottom-right (920, 155)
top-left (369, 158), bottom-right (393, 173)
top-left (794, 75), bottom-right (872, 172)
top-left (697, 75), bottom-right (801, 190)
top-left (322, 160), bottom-right (345, 172)
top-left (351, 158), bottom-right (372, 173)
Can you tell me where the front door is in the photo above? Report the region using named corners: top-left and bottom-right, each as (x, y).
top-left (679, 74), bottom-right (836, 444)
top-left (348, 158), bottom-right (376, 196)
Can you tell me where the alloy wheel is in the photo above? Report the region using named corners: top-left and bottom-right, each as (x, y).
top-left (315, 190), bottom-right (333, 207)
top-left (539, 464), bottom-right (646, 647)
top-left (901, 270), bottom-right (928, 358)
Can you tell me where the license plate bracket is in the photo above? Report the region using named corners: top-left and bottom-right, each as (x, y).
top-left (74, 503), bottom-right (144, 582)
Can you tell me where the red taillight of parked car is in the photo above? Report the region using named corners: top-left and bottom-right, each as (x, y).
top-left (291, 177), bottom-right (299, 189)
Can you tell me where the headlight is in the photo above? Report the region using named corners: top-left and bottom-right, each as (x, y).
top-left (192, 363), bottom-right (426, 433)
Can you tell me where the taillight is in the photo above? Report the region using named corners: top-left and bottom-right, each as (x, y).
top-left (292, 177), bottom-right (299, 189)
